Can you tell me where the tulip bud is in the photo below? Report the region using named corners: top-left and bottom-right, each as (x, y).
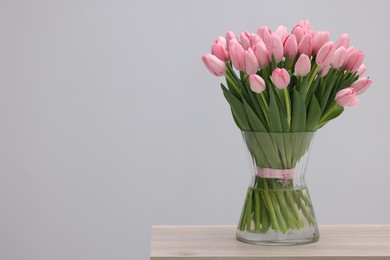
top-left (331, 47), bottom-right (347, 69)
top-left (344, 49), bottom-right (365, 72)
top-left (350, 77), bottom-right (372, 95)
top-left (240, 31), bottom-right (251, 50)
top-left (313, 31), bottom-right (330, 55)
top-left (335, 33), bottom-right (350, 48)
top-left (272, 68), bottom-right (290, 89)
top-left (211, 36), bottom-right (229, 61)
top-left (335, 88), bottom-right (359, 107)
top-left (250, 33), bottom-right (263, 47)
top-left (319, 65), bottom-right (331, 77)
top-left (257, 26), bottom-right (273, 45)
top-left (226, 31), bottom-right (239, 50)
top-left (275, 25), bottom-right (288, 42)
top-left (229, 43), bottom-right (245, 71)
top-left (294, 54), bottom-right (311, 77)
top-left (244, 48), bottom-right (259, 74)
top-left (283, 34), bottom-right (298, 59)
top-left (357, 64), bottom-right (366, 76)
top-left (316, 42), bottom-right (336, 67)
top-left (291, 24), bottom-right (305, 44)
top-left (201, 54), bottom-right (226, 77)
top-left (253, 42), bottom-right (270, 68)
top-left (249, 74), bottom-right (266, 93)
top-left (268, 35), bottom-right (284, 63)
top-left (298, 33), bottom-right (313, 56)
top-left (299, 20), bottom-right (311, 31)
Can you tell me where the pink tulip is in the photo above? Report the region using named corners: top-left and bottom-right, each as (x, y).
top-left (298, 33), bottom-right (313, 56)
top-left (229, 43), bottom-right (245, 70)
top-left (335, 34), bottom-right (350, 48)
top-left (211, 36), bottom-right (229, 61)
top-left (249, 74), bottom-right (266, 93)
top-left (335, 88), bottom-right (359, 107)
top-left (275, 25), bottom-right (288, 42)
top-left (226, 31), bottom-right (239, 49)
top-left (319, 65), bottom-right (331, 77)
top-left (268, 35), bottom-right (284, 63)
top-left (283, 34), bottom-right (298, 59)
top-left (294, 54), bottom-right (311, 77)
top-left (350, 77), bottom-right (372, 94)
top-left (291, 24), bottom-right (305, 44)
top-left (316, 42), bottom-right (336, 67)
top-left (344, 49), bottom-right (365, 72)
top-left (299, 20), bottom-right (311, 31)
top-left (250, 33), bottom-right (263, 47)
top-left (257, 26), bottom-right (273, 45)
top-left (331, 47), bottom-right (347, 69)
top-left (312, 31), bottom-right (330, 55)
top-left (357, 64), bottom-right (366, 76)
top-left (240, 31), bottom-right (251, 50)
top-left (272, 68), bottom-right (290, 89)
top-left (244, 48), bottom-right (259, 74)
top-left (201, 54), bottom-right (226, 77)
top-left (252, 42), bottom-right (270, 68)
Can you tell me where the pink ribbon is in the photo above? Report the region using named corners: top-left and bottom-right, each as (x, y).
top-left (256, 167), bottom-right (295, 180)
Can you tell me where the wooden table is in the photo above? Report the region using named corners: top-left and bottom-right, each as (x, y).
top-left (151, 225), bottom-right (390, 259)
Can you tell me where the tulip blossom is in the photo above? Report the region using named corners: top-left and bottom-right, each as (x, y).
top-left (350, 77), bottom-right (372, 94)
top-left (335, 88), bottom-right (359, 107)
top-left (283, 34), bottom-right (298, 59)
top-left (272, 68), bottom-right (290, 89)
top-left (268, 35), bottom-right (284, 63)
top-left (226, 31), bottom-right (239, 49)
top-left (312, 31), bottom-right (330, 55)
top-left (257, 26), bottom-right (273, 45)
top-left (252, 42), bottom-right (270, 68)
top-left (335, 34), bottom-right (350, 48)
top-left (357, 64), bottom-right (366, 76)
top-left (201, 54), bottom-right (226, 76)
top-left (250, 34), bottom-right (263, 47)
top-left (275, 25), bottom-right (288, 42)
top-left (244, 48), bottom-right (259, 74)
top-left (294, 54), bottom-right (311, 77)
top-left (240, 31), bottom-right (251, 50)
top-left (299, 20), bottom-right (311, 31)
top-left (249, 74), bottom-right (266, 93)
top-left (344, 49), bottom-right (365, 72)
top-left (319, 65), bottom-right (331, 77)
top-left (316, 42), bottom-right (336, 67)
top-left (229, 43), bottom-right (245, 70)
top-left (291, 24), bottom-right (305, 44)
top-left (331, 47), bottom-right (347, 69)
top-left (298, 33), bottom-right (313, 56)
top-left (211, 36), bottom-right (229, 61)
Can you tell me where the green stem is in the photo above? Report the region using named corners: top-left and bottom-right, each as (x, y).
top-left (254, 191), bottom-right (261, 231)
top-left (283, 88), bottom-right (291, 127)
top-left (246, 189), bottom-right (253, 231)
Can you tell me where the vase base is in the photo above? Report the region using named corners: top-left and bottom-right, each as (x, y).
top-left (236, 227), bottom-right (320, 245)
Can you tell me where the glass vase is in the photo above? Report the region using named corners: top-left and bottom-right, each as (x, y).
top-left (236, 131), bottom-right (319, 245)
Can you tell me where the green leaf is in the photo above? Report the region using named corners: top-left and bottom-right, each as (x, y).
top-left (291, 89), bottom-right (306, 132)
top-left (268, 89), bottom-right (283, 133)
top-left (243, 99), bottom-right (267, 132)
top-left (306, 95), bottom-right (321, 131)
top-left (221, 83), bottom-right (250, 131)
top-left (318, 104), bottom-right (344, 128)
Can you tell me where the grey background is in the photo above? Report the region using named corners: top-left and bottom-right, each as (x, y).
top-left (0, 0), bottom-right (389, 259)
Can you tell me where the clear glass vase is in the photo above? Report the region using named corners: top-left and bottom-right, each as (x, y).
top-left (236, 131), bottom-right (319, 245)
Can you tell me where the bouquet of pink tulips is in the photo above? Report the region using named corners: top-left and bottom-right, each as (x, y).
top-left (201, 20), bottom-right (372, 235)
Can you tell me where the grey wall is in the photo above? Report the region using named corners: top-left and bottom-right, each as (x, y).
top-left (0, 0), bottom-right (389, 259)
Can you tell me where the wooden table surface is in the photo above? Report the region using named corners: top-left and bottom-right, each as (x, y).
top-left (150, 225), bottom-right (390, 260)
